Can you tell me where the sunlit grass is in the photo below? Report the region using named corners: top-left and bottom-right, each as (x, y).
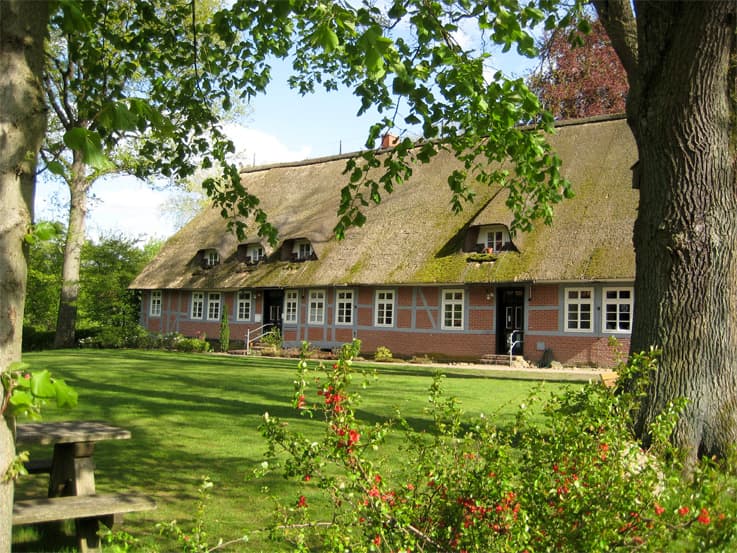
top-left (13, 349), bottom-right (582, 552)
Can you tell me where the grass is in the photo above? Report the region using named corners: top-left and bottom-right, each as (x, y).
top-left (13, 349), bottom-right (583, 552)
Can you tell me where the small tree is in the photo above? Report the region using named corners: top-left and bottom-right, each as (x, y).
top-left (219, 304), bottom-right (230, 353)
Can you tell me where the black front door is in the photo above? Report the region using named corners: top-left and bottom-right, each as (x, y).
top-left (496, 287), bottom-right (524, 354)
top-left (263, 290), bottom-right (284, 332)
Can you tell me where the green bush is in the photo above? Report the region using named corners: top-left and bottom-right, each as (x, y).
top-left (260, 346), bottom-right (737, 552)
top-left (373, 345), bottom-right (393, 362)
top-left (219, 305), bottom-right (230, 353)
top-left (260, 327), bottom-right (282, 349)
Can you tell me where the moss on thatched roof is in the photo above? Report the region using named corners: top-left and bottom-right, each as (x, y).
top-left (131, 116), bottom-right (637, 291)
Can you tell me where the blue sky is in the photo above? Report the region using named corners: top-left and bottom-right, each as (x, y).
top-left (35, 46), bottom-right (538, 244)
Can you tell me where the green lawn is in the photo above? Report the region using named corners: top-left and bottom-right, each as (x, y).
top-left (13, 350), bottom-right (582, 552)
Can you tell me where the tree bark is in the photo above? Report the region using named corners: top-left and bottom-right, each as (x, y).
top-left (0, 1), bottom-right (49, 550)
top-left (600, 1), bottom-right (737, 468)
top-left (54, 152), bottom-right (91, 348)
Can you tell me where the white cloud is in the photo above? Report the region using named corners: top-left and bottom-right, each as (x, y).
top-left (223, 123), bottom-right (313, 167)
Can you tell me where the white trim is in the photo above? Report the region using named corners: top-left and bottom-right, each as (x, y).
top-left (284, 290), bottom-right (299, 324)
top-left (441, 289), bottom-right (464, 330)
top-left (191, 292), bottom-right (205, 319)
top-left (308, 289), bottom-right (326, 325)
top-left (335, 289), bottom-right (354, 325)
top-left (564, 287), bottom-right (594, 332)
top-left (236, 290), bottom-right (252, 321)
top-left (207, 292), bottom-right (222, 320)
top-left (602, 287), bottom-right (634, 333)
top-left (149, 290), bottom-right (162, 317)
top-left (374, 289), bottom-right (395, 327)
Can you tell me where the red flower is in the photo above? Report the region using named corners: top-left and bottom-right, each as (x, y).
top-left (296, 394), bottom-right (306, 409)
top-left (697, 508), bottom-right (711, 525)
top-left (303, 474), bottom-right (311, 482)
top-left (296, 495), bottom-right (308, 508)
top-left (654, 503), bottom-right (665, 516)
top-left (373, 535), bottom-right (381, 546)
top-left (678, 506), bottom-right (690, 516)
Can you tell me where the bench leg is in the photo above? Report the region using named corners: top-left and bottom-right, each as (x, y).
top-left (76, 517), bottom-right (101, 553)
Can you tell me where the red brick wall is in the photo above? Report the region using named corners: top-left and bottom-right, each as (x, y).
top-left (141, 285), bottom-right (629, 367)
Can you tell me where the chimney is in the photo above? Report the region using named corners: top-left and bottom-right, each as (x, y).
top-left (381, 133), bottom-right (399, 149)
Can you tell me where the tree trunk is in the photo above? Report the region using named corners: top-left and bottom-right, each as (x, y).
top-left (0, 1), bottom-right (49, 550)
top-left (627, 2), bottom-right (737, 469)
top-left (54, 153), bottom-right (91, 348)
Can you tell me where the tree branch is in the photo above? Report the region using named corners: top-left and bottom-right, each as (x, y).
top-left (592, 0), bottom-right (639, 79)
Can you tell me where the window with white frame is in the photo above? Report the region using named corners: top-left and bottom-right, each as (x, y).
top-left (565, 288), bottom-right (593, 332)
top-left (149, 290), bottom-right (162, 317)
top-left (442, 289), bottom-right (464, 329)
top-left (191, 292), bottom-right (204, 319)
top-left (375, 290), bottom-right (395, 327)
top-left (203, 249), bottom-right (220, 267)
top-left (284, 290), bottom-right (299, 324)
top-left (335, 290), bottom-right (354, 325)
top-left (207, 292), bottom-right (221, 320)
top-left (603, 287), bottom-right (633, 332)
top-left (237, 290), bottom-right (252, 321)
top-left (308, 290), bottom-right (325, 324)
top-left (247, 244), bottom-right (264, 263)
top-left (476, 225), bottom-right (509, 253)
top-left (298, 241), bottom-right (313, 260)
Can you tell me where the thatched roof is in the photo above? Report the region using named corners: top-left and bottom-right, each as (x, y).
top-left (131, 116), bottom-right (637, 291)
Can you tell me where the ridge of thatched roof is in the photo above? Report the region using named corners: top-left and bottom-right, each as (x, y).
top-left (131, 115), bottom-right (637, 291)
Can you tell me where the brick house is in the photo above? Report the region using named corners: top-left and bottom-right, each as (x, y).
top-left (131, 115), bottom-right (637, 367)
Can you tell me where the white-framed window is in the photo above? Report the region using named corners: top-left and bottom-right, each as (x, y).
top-left (565, 288), bottom-right (593, 332)
top-left (442, 289), bottom-right (464, 330)
top-left (375, 290), bottom-right (395, 327)
top-left (203, 249), bottom-right (220, 267)
top-left (308, 289), bottom-right (325, 325)
top-left (207, 292), bottom-right (221, 320)
top-left (247, 244), bottom-right (264, 263)
top-left (477, 225), bottom-right (509, 253)
top-left (294, 239), bottom-right (313, 260)
top-left (603, 287), bottom-right (634, 333)
top-left (284, 290), bottom-right (299, 324)
top-left (486, 230), bottom-right (504, 252)
top-left (191, 292), bottom-right (204, 319)
top-left (149, 290), bottom-right (162, 317)
top-left (335, 289), bottom-right (354, 325)
top-left (236, 290), bottom-right (252, 321)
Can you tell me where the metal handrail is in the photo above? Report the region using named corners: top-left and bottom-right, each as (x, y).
top-left (246, 323), bottom-right (274, 354)
top-left (507, 329), bottom-right (524, 366)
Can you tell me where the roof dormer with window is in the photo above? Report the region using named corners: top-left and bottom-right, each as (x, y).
top-left (199, 248), bottom-right (220, 269)
top-left (463, 224), bottom-right (515, 261)
top-left (280, 238), bottom-right (316, 262)
top-left (238, 242), bottom-right (266, 265)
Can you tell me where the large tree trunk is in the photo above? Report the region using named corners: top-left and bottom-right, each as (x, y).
top-left (54, 153), bottom-right (90, 348)
top-left (0, 1), bottom-right (49, 550)
top-left (626, 2), bottom-right (737, 468)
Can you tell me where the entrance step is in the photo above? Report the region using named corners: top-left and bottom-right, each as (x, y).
top-left (479, 354), bottom-right (526, 367)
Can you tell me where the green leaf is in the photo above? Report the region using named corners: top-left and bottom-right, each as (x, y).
top-left (8, 391), bottom-right (34, 410)
top-left (30, 370), bottom-right (56, 399)
top-left (54, 380), bottom-right (79, 409)
top-left (46, 161), bottom-right (66, 177)
top-left (63, 128), bottom-right (113, 171)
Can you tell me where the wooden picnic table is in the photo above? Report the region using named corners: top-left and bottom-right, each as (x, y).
top-left (14, 421), bottom-right (155, 553)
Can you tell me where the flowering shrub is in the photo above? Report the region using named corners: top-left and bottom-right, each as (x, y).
top-left (260, 343), bottom-right (737, 552)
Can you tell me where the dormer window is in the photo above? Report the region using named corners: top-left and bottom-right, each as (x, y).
top-left (477, 225), bottom-right (510, 253)
top-left (237, 243), bottom-right (266, 265)
top-left (201, 249), bottom-right (220, 268)
top-left (293, 239), bottom-right (314, 261)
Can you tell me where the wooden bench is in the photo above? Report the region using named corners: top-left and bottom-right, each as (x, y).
top-left (23, 458), bottom-right (53, 475)
top-left (14, 493), bottom-right (156, 552)
top-left (600, 370), bottom-right (619, 388)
